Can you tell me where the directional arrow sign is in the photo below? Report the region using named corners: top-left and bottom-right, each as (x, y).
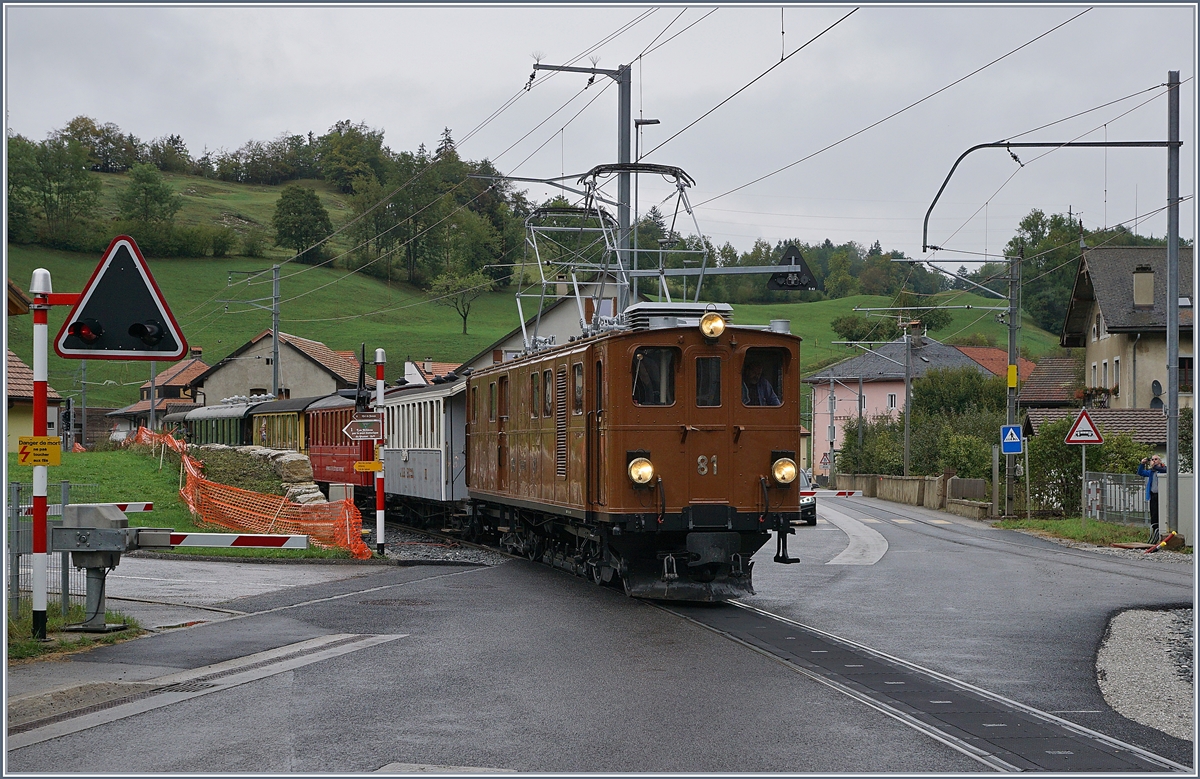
top-left (1001, 424), bottom-right (1023, 454)
top-left (343, 412), bottom-right (383, 441)
top-left (1064, 409), bottom-right (1104, 445)
top-left (55, 235), bottom-right (187, 361)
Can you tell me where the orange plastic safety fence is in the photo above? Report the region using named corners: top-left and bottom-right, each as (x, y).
top-left (127, 427), bottom-right (372, 559)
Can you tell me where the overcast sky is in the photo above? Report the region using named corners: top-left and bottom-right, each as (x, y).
top-left (4, 4), bottom-right (1196, 268)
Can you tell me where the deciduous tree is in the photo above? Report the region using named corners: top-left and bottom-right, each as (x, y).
top-left (272, 185), bottom-right (333, 263)
top-left (431, 269), bottom-right (496, 334)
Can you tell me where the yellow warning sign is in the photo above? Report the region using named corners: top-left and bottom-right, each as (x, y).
top-left (354, 460), bottom-right (383, 472)
top-left (17, 437), bottom-right (61, 466)
top-left (1007, 364), bottom-right (1018, 388)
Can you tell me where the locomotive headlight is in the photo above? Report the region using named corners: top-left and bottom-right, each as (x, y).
top-left (699, 312), bottom-right (726, 339)
top-left (628, 457), bottom-right (655, 485)
top-left (771, 457), bottom-right (798, 485)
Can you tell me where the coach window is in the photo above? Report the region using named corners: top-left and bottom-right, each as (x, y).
top-left (696, 356), bottom-right (721, 407)
top-left (572, 363), bottom-right (584, 414)
top-left (632, 347), bottom-right (677, 406)
top-left (489, 382), bottom-right (497, 422)
top-left (530, 373), bottom-right (540, 418)
top-left (472, 387), bottom-right (478, 424)
top-left (741, 347), bottom-right (785, 407)
top-left (543, 370), bottom-right (553, 416)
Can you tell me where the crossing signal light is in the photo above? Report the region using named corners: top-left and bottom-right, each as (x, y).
top-left (128, 320), bottom-right (164, 346)
top-left (67, 318), bottom-right (104, 344)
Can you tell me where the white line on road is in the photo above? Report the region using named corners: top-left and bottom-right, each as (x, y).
top-left (8, 633), bottom-right (406, 749)
top-left (818, 503), bottom-right (889, 566)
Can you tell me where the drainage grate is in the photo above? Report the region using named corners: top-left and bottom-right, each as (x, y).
top-left (154, 681), bottom-right (218, 693)
top-left (359, 599), bottom-right (432, 607)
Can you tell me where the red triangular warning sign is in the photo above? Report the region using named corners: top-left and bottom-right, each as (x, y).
top-left (54, 236), bottom-right (188, 361)
top-left (1064, 409), bottom-right (1104, 445)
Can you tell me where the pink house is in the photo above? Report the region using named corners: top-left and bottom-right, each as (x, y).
top-left (804, 337), bottom-right (1033, 478)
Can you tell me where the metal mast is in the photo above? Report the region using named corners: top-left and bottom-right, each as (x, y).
top-left (1166, 69), bottom-right (1180, 535)
top-left (533, 62), bottom-right (632, 268)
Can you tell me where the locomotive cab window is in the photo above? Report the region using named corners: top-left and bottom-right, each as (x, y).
top-left (489, 382), bottom-right (497, 421)
top-left (543, 370), bottom-right (553, 416)
top-left (530, 374), bottom-right (539, 418)
top-left (572, 363), bottom-right (584, 414)
top-left (632, 347), bottom-right (678, 406)
top-left (742, 348), bottom-right (785, 407)
top-left (696, 357), bottom-right (721, 407)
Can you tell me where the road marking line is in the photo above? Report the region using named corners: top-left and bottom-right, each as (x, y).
top-left (377, 763), bottom-right (515, 774)
top-left (7, 634), bottom-right (405, 749)
top-left (893, 519), bottom-right (914, 524)
top-left (817, 503), bottom-right (888, 566)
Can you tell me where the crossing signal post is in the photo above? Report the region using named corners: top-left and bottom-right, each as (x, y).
top-left (25, 235), bottom-right (186, 639)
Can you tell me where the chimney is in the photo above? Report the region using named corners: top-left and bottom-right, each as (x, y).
top-left (190, 347), bottom-right (203, 359)
top-left (423, 357), bottom-right (433, 373)
top-left (1133, 265), bottom-right (1154, 309)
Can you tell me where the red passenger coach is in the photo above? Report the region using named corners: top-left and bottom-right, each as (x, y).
top-left (307, 394), bottom-right (375, 488)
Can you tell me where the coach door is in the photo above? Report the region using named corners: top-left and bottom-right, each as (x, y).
top-left (497, 375), bottom-right (509, 492)
top-left (686, 350), bottom-right (730, 509)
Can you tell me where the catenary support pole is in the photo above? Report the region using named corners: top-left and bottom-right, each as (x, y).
top-left (991, 444), bottom-right (999, 517)
top-left (375, 348), bottom-right (386, 556)
top-left (857, 375), bottom-right (864, 449)
top-left (1165, 70), bottom-right (1180, 535)
top-left (29, 268), bottom-right (51, 640)
top-left (904, 328), bottom-right (912, 477)
top-left (1006, 246), bottom-right (1021, 516)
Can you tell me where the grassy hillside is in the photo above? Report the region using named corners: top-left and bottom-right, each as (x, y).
top-left (733, 292), bottom-right (1062, 371)
top-left (7, 241), bottom-right (1065, 408)
top-left (6, 244), bottom-right (525, 407)
top-left (93, 172), bottom-right (357, 260)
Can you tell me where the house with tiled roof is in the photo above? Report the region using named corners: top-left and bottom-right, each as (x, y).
top-left (402, 358), bottom-right (464, 386)
top-left (108, 349), bottom-right (209, 430)
top-left (1060, 246), bottom-right (1193, 411)
top-left (954, 346), bottom-right (1035, 383)
top-left (1018, 357), bottom-right (1084, 409)
top-left (190, 331), bottom-right (361, 405)
top-left (804, 336), bottom-right (994, 477)
top-left (6, 350), bottom-right (64, 452)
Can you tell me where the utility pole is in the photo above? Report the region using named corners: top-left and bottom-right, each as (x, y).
top-left (533, 62), bottom-right (632, 269)
top-left (149, 361), bottom-right (157, 430)
top-left (903, 325), bottom-right (912, 477)
top-left (222, 264), bottom-right (282, 398)
top-left (1005, 244), bottom-right (1022, 516)
top-left (1166, 69), bottom-right (1180, 535)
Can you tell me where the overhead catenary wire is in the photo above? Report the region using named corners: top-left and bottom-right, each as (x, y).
top-left (642, 8), bottom-right (858, 159)
top-left (692, 7), bottom-right (1093, 208)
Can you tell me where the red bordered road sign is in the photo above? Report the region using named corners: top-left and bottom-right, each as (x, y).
top-left (1064, 409), bottom-right (1104, 445)
top-left (54, 235), bottom-right (188, 360)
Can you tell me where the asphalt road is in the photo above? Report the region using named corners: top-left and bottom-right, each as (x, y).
top-left (6, 497), bottom-right (1193, 773)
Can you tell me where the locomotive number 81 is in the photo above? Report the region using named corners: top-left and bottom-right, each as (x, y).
top-left (466, 305), bottom-right (806, 601)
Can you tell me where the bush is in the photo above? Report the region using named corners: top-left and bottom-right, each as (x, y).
top-left (241, 229), bottom-right (267, 257)
top-left (209, 226), bottom-right (238, 257)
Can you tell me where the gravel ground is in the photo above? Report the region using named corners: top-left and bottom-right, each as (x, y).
top-left (1097, 608), bottom-right (1195, 742)
top-left (379, 526), bottom-right (510, 567)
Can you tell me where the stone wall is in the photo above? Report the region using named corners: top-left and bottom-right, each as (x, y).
top-left (195, 444), bottom-right (327, 504)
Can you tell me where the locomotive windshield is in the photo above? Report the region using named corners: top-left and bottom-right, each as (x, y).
top-left (632, 347), bottom-right (677, 406)
top-left (742, 348), bottom-right (785, 407)
top-left (696, 357), bottom-right (721, 407)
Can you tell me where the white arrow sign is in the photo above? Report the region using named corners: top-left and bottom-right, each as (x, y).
top-left (1064, 409), bottom-right (1104, 445)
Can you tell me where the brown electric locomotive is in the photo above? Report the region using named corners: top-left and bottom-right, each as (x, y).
top-left (466, 303), bottom-right (806, 601)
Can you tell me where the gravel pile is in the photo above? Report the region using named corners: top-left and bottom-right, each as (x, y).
top-left (378, 526), bottom-right (510, 567)
top-left (1097, 608), bottom-right (1194, 742)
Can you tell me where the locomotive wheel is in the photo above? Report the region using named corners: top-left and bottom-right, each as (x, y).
top-left (587, 560), bottom-right (603, 585)
top-left (525, 532), bottom-right (543, 561)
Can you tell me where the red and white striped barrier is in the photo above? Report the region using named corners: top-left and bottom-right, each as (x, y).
top-left (21, 501), bottom-right (153, 517)
top-left (800, 490), bottom-right (861, 498)
top-left (168, 533), bottom-right (309, 549)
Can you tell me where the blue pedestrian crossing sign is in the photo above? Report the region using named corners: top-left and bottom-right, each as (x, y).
top-left (1001, 425), bottom-right (1023, 454)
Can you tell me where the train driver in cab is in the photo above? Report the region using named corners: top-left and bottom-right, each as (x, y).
top-left (742, 356), bottom-right (781, 406)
